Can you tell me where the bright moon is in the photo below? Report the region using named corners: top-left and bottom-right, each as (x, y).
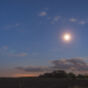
top-left (63, 33), bottom-right (71, 41)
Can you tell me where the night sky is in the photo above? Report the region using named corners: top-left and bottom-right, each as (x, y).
top-left (0, 0), bottom-right (88, 77)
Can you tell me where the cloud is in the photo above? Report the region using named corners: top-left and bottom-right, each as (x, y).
top-left (38, 11), bottom-right (47, 16)
top-left (38, 12), bottom-right (87, 26)
top-left (69, 18), bottom-right (86, 25)
top-left (0, 46), bottom-right (9, 54)
top-left (4, 23), bottom-right (20, 30)
top-left (16, 58), bottom-right (88, 74)
top-left (51, 16), bottom-right (61, 24)
top-left (69, 18), bottom-right (77, 22)
top-left (51, 58), bottom-right (88, 73)
top-left (8, 52), bottom-right (27, 57)
top-left (16, 66), bottom-right (50, 72)
top-left (79, 21), bottom-right (86, 24)
top-left (0, 46), bottom-right (27, 57)
top-left (2, 46), bottom-right (8, 50)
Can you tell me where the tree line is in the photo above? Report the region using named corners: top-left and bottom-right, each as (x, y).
top-left (39, 70), bottom-right (88, 79)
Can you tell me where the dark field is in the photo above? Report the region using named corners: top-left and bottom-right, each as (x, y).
top-left (0, 78), bottom-right (88, 88)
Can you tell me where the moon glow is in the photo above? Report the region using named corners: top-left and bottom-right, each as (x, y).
top-left (63, 33), bottom-right (71, 41)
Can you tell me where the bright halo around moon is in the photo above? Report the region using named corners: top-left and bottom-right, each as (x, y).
top-left (63, 33), bottom-right (71, 42)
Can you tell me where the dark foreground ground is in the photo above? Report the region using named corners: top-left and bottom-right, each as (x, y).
top-left (0, 78), bottom-right (88, 88)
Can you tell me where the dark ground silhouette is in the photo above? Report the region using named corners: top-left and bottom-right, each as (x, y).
top-left (0, 78), bottom-right (88, 88)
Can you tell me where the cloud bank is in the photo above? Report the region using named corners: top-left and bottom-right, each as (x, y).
top-left (16, 58), bottom-right (88, 74)
top-left (51, 58), bottom-right (88, 72)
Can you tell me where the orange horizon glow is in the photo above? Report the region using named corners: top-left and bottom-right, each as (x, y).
top-left (13, 73), bottom-right (39, 77)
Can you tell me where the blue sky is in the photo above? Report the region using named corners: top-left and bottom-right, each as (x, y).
top-left (0, 0), bottom-right (88, 77)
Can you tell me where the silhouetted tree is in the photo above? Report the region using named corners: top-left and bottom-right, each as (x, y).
top-left (39, 70), bottom-right (68, 78)
top-left (39, 70), bottom-right (88, 79)
top-left (68, 72), bottom-right (76, 79)
top-left (52, 70), bottom-right (68, 78)
top-left (84, 75), bottom-right (88, 79)
top-left (43, 73), bottom-right (52, 78)
top-left (39, 73), bottom-right (53, 78)
top-left (77, 74), bottom-right (85, 79)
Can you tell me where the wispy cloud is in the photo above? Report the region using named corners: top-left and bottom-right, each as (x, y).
top-left (69, 18), bottom-right (87, 25)
top-left (51, 16), bottom-right (61, 24)
top-left (79, 21), bottom-right (86, 24)
top-left (2, 46), bottom-right (8, 50)
top-left (0, 46), bottom-right (9, 52)
top-left (38, 11), bottom-right (47, 16)
top-left (0, 46), bottom-right (27, 57)
top-left (16, 66), bottom-right (50, 72)
top-left (69, 18), bottom-right (77, 22)
top-left (8, 52), bottom-right (27, 57)
top-left (4, 23), bottom-right (20, 30)
top-left (38, 10), bottom-right (87, 25)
